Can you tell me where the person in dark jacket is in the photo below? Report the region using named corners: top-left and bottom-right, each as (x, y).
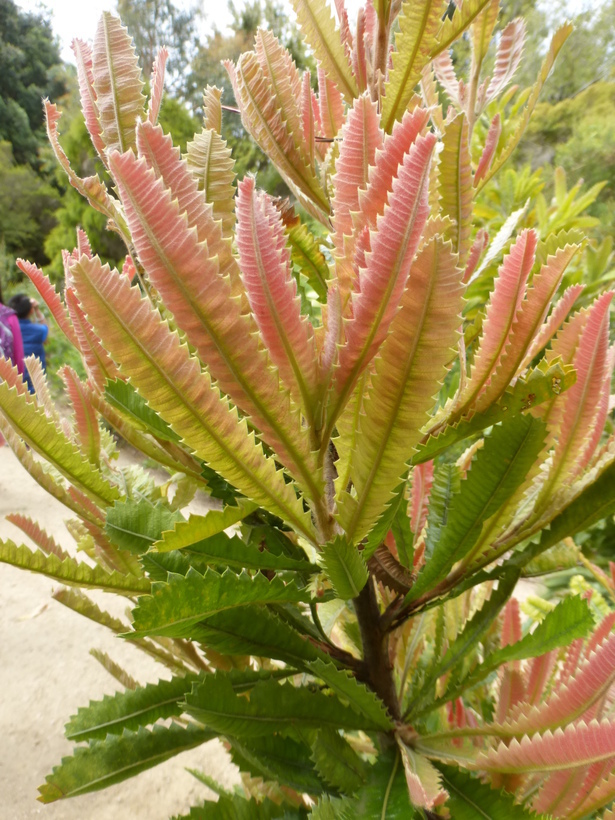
top-left (9, 293), bottom-right (49, 393)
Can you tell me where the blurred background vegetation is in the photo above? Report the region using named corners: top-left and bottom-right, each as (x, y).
top-left (0, 0), bottom-right (614, 394)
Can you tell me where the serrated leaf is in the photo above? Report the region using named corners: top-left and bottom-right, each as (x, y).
top-left (435, 762), bottom-right (545, 818)
top-left (407, 414), bottom-right (546, 603)
top-left (161, 529), bottom-right (315, 574)
top-left (438, 113), bottom-right (473, 264)
top-left (338, 237), bottom-right (464, 543)
top-left (184, 675), bottom-right (369, 738)
top-left (321, 536), bottom-right (368, 599)
top-left (416, 360), bottom-right (575, 465)
top-left (173, 795), bottom-right (293, 820)
top-left (91, 12), bottom-right (145, 155)
top-left (65, 675), bottom-right (201, 741)
top-left (236, 176), bottom-right (320, 417)
top-left (277, 199), bottom-right (329, 301)
top-left (111, 129), bottom-right (321, 502)
top-left (381, 0), bottom-right (446, 133)
top-left (104, 378), bottom-right (181, 443)
top-left (351, 750), bottom-right (417, 818)
top-left (432, 0), bottom-right (497, 58)
top-left (106, 499), bottom-right (183, 555)
top-left (38, 724), bottom-right (213, 802)
top-left (230, 734), bottom-right (326, 794)
top-left (311, 728), bottom-right (367, 794)
top-left (291, 0), bottom-right (357, 101)
top-left (129, 568), bottom-right (310, 639)
top-left (0, 363), bottom-right (119, 508)
top-left (307, 659), bottom-right (393, 730)
top-left (190, 605), bottom-right (326, 665)
top-left (476, 23), bottom-right (573, 189)
top-left (153, 501), bottom-right (258, 552)
top-left (70, 256), bottom-right (313, 540)
top-left (438, 595), bottom-right (593, 711)
top-left (0, 540), bottom-right (149, 596)
top-left (185, 126), bottom-right (236, 237)
top-left (409, 568), bottom-right (519, 718)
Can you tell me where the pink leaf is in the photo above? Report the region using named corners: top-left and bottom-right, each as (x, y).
top-left (578, 344), bottom-right (615, 471)
top-left (525, 650), bottom-right (557, 706)
top-left (463, 228), bottom-right (489, 283)
top-left (109, 147), bottom-right (319, 493)
top-left (65, 287), bottom-right (121, 389)
top-left (474, 113), bottom-right (501, 186)
top-left (477, 719), bottom-right (615, 773)
top-left (433, 49), bottom-right (462, 109)
top-left (503, 631), bottom-right (615, 737)
top-left (546, 291), bottom-right (613, 485)
top-left (333, 132), bottom-right (436, 414)
top-left (455, 229), bottom-right (537, 415)
top-left (60, 365), bottom-right (101, 467)
top-left (71, 38), bottom-right (106, 159)
top-left (5, 513), bottom-right (69, 561)
top-left (331, 94), bottom-right (383, 304)
top-left (520, 283), bottom-right (585, 371)
top-left (352, 7), bottom-right (368, 93)
top-left (332, 94), bottom-right (383, 254)
top-left (410, 460), bottom-right (434, 536)
top-left (532, 767), bottom-right (590, 817)
top-left (501, 598), bottom-right (522, 648)
top-left (136, 121), bottom-right (242, 296)
top-left (474, 242), bottom-right (579, 411)
top-left (301, 71), bottom-right (316, 163)
top-left (235, 177), bottom-right (319, 415)
top-left (318, 66), bottom-right (345, 138)
top-left (485, 18), bottom-right (527, 104)
top-left (147, 46), bottom-right (168, 124)
top-left (17, 259), bottom-right (78, 348)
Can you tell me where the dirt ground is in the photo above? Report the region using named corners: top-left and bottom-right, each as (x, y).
top-left (0, 445), bottom-right (239, 819)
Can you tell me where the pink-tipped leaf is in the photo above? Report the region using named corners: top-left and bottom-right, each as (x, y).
top-left (72, 38), bottom-right (106, 159)
top-left (332, 132), bottom-right (436, 423)
top-left (474, 113), bottom-right (501, 186)
top-left (236, 177), bottom-right (319, 417)
top-left (147, 46), bottom-right (168, 124)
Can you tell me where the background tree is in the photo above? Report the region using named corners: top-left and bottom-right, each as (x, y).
top-left (116, 0), bottom-right (200, 97)
top-left (0, 0), bottom-right (66, 167)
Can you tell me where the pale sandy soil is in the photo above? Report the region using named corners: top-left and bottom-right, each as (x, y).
top-left (0, 446), bottom-right (238, 820)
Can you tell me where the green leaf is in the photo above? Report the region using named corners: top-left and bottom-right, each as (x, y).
top-left (65, 675), bottom-right (201, 741)
top-left (104, 378), bottom-right (181, 443)
top-left (0, 379), bottom-right (120, 508)
top-left (0, 540), bottom-right (149, 596)
top-left (105, 499), bottom-right (184, 555)
top-left (129, 568), bottom-right (311, 639)
top-left (190, 605), bottom-right (327, 665)
top-left (523, 459), bottom-right (615, 562)
top-left (362, 481), bottom-right (407, 560)
top-left (230, 734), bottom-right (326, 794)
top-left (407, 415), bottom-right (546, 603)
top-left (409, 569), bottom-right (520, 718)
top-left (310, 796), bottom-right (354, 819)
top-left (154, 500), bottom-right (258, 551)
top-left (307, 659), bottom-right (393, 730)
top-left (173, 796), bottom-right (295, 820)
top-left (283, 209), bottom-right (329, 302)
top-left (321, 536), bottom-right (368, 599)
top-left (155, 527), bottom-right (315, 573)
top-left (291, 0), bottom-right (357, 101)
top-left (381, 0), bottom-right (445, 133)
top-left (184, 674), bottom-right (369, 738)
top-left (38, 724), bottom-right (213, 802)
top-left (351, 750), bottom-right (416, 818)
top-left (310, 728), bottom-right (368, 794)
top-left (414, 361), bottom-right (575, 466)
top-left (435, 763), bottom-right (546, 818)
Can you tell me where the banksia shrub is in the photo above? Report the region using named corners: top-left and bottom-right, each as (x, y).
top-left (4, 2), bottom-right (615, 817)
